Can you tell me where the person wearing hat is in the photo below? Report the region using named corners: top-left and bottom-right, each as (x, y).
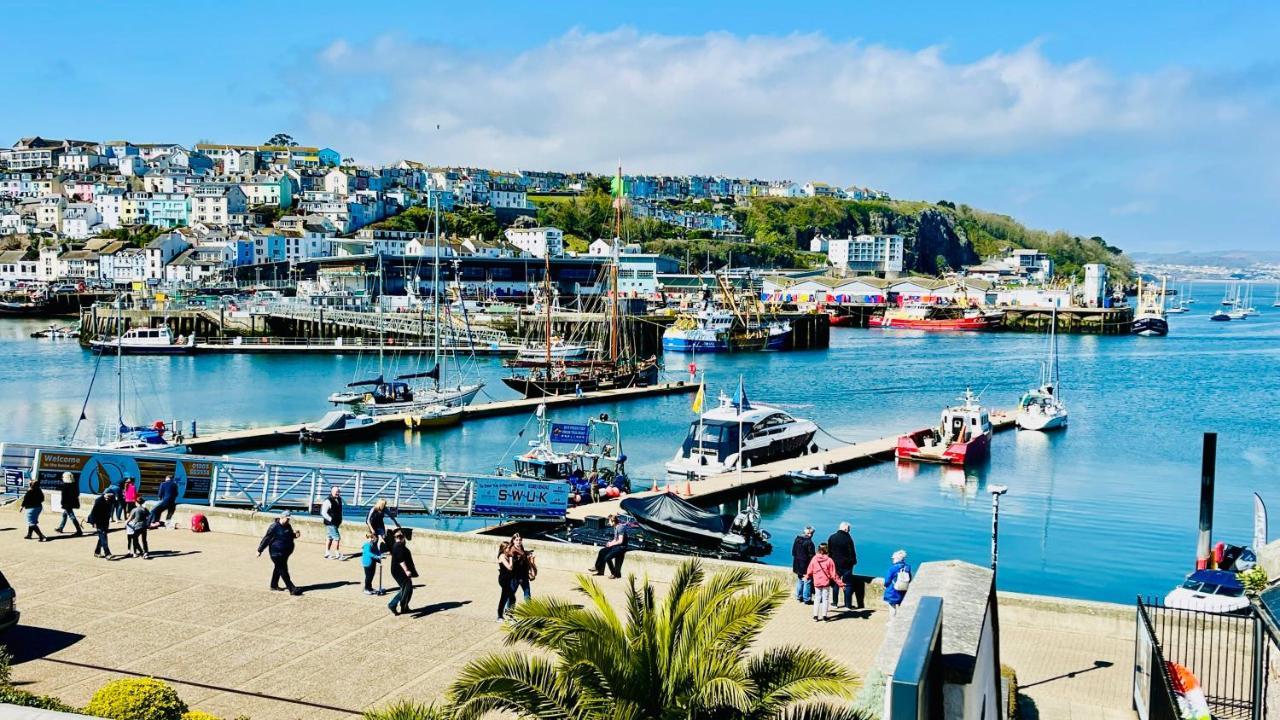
top-left (55, 471), bottom-right (83, 535)
top-left (20, 477), bottom-right (47, 542)
top-left (86, 487), bottom-right (116, 557)
top-left (257, 511), bottom-right (302, 595)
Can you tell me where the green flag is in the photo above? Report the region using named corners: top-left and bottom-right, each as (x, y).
top-left (610, 172), bottom-right (625, 198)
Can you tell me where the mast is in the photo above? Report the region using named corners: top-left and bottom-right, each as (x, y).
top-left (115, 294), bottom-right (124, 440)
top-left (376, 250), bottom-right (384, 376)
top-left (432, 194), bottom-right (441, 391)
top-left (611, 160), bottom-right (622, 365)
top-left (544, 249), bottom-right (552, 367)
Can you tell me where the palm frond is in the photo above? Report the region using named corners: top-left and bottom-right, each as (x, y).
top-left (749, 645), bottom-right (858, 715)
top-left (362, 699), bottom-right (454, 720)
top-left (449, 651), bottom-right (579, 720)
top-left (775, 702), bottom-right (880, 720)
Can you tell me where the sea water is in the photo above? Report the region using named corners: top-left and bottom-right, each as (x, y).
top-left (1, 281), bottom-right (1276, 603)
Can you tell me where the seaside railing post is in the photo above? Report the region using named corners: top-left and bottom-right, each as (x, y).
top-left (209, 465), bottom-right (219, 507)
top-left (1197, 432), bottom-right (1218, 569)
top-left (307, 471), bottom-right (317, 514)
top-left (394, 471), bottom-right (403, 510)
top-left (431, 475), bottom-right (439, 514)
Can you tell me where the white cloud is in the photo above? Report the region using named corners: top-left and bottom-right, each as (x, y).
top-left (301, 29), bottom-right (1192, 176)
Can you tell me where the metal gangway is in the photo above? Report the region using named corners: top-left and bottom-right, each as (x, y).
top-left (0, 442), bottom-right (566, 520)
top-left (256, 302), bottom-right (510, 346)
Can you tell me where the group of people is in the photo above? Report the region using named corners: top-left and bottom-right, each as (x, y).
top-left (19, 472), bottom-right (181, 560)
top-left (566, 467), bottom-right (630, 506)
top-left (791, 522), bottom-right (913, 621)
top-left (495, 534), bottom-right (537, 621)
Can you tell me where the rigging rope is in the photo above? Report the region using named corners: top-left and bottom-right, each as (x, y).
top-left (812, 422), bottom-right (860, 446)
top-left (68, 347), bottom-right (107, 444)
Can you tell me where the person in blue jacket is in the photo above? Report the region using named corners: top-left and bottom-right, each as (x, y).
top-left (148, 475), bottom-right (179, 526)
top-left (883, 549), bottom-right (912, 616)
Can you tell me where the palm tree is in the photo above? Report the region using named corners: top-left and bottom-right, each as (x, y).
top-left (449, 560), bottom-right (873, 720)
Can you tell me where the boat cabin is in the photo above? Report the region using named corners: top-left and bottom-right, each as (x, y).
top-left (369, 381), bottom-right (414, 403)
top-left (939, 402), bottom-right (991, 443)
top-left (514, 446), bottom-right (574, 480)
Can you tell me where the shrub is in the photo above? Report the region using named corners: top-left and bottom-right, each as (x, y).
top-left (0, 685), bottom-right (81, 712)
top-left (1239, 567), bottom-right (1268, 597)
top-left (0, 645), bottom-right (11, 687)
top-left (182, 712), bottom-right (222, 720)
top-left (84, 677), bottom-right (188, 720)
top-left (1001, 663), bottom-right (1019, 719)
top-left (851, 667), bottom-right (885, 718)
top-left (363, 699), bottom-right (453, 720)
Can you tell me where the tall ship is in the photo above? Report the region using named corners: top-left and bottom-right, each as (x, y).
top-left (665, 382), bottom-right (817, 478)
top-left (896, 389), bottom-right (992, 465)
top-left (870, 304), bottom-right (1002, 331)
top-left (1131, 276), bottom-right (1169, 336)
top-left (662, 276), bottom-right (791, 352)
top-left (502, 166), bottom-right (660, 398)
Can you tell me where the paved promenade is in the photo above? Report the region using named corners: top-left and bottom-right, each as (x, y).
top-left (1, 509), bottom-right (1136, 719)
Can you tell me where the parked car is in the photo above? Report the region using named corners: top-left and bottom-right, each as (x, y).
top-left (1164, 569), bottom-right (1250, 614)
top-left (0, 568), bottom-right (17, 632)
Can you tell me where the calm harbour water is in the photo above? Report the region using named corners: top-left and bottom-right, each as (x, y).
top-left (2, 281), bottom-right (1278, 603)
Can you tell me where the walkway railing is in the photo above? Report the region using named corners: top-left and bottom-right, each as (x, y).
top-left (257, 302), bottom-right (509, 345)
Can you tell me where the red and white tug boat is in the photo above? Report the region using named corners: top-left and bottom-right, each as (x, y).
top-left (896, 389), bottom-right (993, 465)
top-left (870, 305), bottom-right (1002, 331)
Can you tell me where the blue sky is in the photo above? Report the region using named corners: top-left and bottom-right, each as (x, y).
top-left (6, 0), bottom-right (1278, 252)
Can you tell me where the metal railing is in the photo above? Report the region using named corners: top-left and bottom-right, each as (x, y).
top-left (257, 302), bottom-right (509, 344)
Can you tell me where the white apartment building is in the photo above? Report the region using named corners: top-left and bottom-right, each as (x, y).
top-left (145, 233), bottom-right (191, 280)
top-left (62, 203), bottom-right (101, 239)
top-left (94, 188), bottom-right (125, 229)
top-left (191, 184), bottom-right (248, 226)
top-left (36, 195), bottom-right (66, 231)
top-left (825, 234), bottom-right (904, 276)
top-left (0, 250), bottom-right (38, 286)
top-left (504, 226), bottom-right (564, 258)
top-left (489, 184), bottom-right (529, 210)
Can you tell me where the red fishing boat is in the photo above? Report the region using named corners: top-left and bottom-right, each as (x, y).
top-left (896, 389), bottom-right (992, 465)
top-left (870, 305), bottom-right (1002, 331)
top-left (826, 310), bottom-right (856, 327)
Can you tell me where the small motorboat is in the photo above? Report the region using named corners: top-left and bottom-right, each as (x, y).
top-left (665, 387), bottom-right (818, 479)
top-left (897, 389), bottom-right (992, 465)
top-left (299, 411), bottom-right (380, 444)
top-left (405, 405), bottom-right (463, 430)
top-left (90, 326), bottom-right (195, 355)
top-left (786, 467), bottom-right (838, 488)
top-left (1210, 309), bottom-right (1231, 322)
top-left (617, 492), bottom-right (772, 558)
top-left (1163, 569), bottom-right (1249, 614)
top-left (31, 324), bottom-right (80, 339)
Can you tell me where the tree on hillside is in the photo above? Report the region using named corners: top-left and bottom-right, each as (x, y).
top-left (449, 559), bottom-right (871, 720)
top-left (265, 133), bottom-right (297, 147)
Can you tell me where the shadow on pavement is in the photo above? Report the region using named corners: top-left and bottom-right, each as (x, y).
top-left (1, 625), bottom-right (84, 663)
top-left (296, 580), bottom-right (358, 593)
top-left (1020, 659), bottom-right (1115, 690)
top-left (410, 600), bottom-right (471, 617)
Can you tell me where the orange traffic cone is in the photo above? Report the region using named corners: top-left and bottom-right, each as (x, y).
top-left (684, 480), bottom-right (693, 497)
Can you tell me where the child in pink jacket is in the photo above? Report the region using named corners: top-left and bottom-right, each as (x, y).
top-left (804, 542), bottom-right (845, 621)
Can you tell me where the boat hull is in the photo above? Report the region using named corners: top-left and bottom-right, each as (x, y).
top-left (895, 429), bottom-right (990, 465)
top-left (1131, 317), bottom-right (1169, 336)
top-left (1016, 410), bottom-right (1068, 431)
top-left (666, 427), bottom-right (817, 478)
top-left (870, 314), bottom-right (1001, 331)
top-left (502, 363), bottom-right (658, 398)
top-left (661, 330), bottom-right (789, 353)
top-left (90, 341), bottom-right (193, 355)
top-left (360, 384), bottom-right (482, 416)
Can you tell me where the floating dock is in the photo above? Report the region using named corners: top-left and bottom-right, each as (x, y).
top-left (565, 410), bottom-right (1016, 521)
top-left (183, 381), bottom-right (698, 453)
top-left (189, 337), bottom-right (522, 356)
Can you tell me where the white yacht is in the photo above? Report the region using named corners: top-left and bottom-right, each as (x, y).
top-left (90, 326), bottom-right (195, 355)
top-left (1017, 308), bottom-right (1068, 431)
top-left (516, 337), bottom-right (595, 361)
top-left (665, 389), bottom-right (817, 478)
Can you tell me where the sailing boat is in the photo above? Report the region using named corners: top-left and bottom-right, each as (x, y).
top-left (1272, 281), bottom-right (1280, 308)
top-left (1241, 283), bottom-right (1259, 317)
top-left (329, 197), bottom-right (484, 414)
top-left (1165, 281), bottom-right (1189, 314)
top-left (1132, 276), bottom-right (1169, 336)
top-left (101, 296), bottom-right (187, 453)
top-left (1016, 307), bottom-right (1068, 431)
top-left (501, 164), bottom-right (660, 398)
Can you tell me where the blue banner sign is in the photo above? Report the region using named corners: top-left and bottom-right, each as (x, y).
top-left (472, 477), bottom-right (569, 518)
top-left (550, 423), bottom-right (590, 445)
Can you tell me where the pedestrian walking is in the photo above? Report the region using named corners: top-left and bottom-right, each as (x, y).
top-left (588, 514), bottom-right (629, 578)
top-left (497, 541), bottom-right (517, 621)
top-left (360, 532), bottom-right (383, 595)
top-left (386, 530), bottom-right (417, 615)
top-left (86, 489), bottom-right (115, 557)
top-left (122, 478), bottom-right (139, 516)
top-left (109, 475), bottom-right (124, 522)
top-left (126, 499), bottom-right (151, 558)
top-left (509, 534), bottom-right (536, 602)
top-left (148, 475), bottom-right (179, 527)
top-left (827, 521), bottom-right (863, 609)
top-left (257, 511), bottom-right (302, 596)
top-left (790, 525), bottom-right (816, 604)
top-left (804, 543), bottom-right (844, 622)
top-left (366, 498), bottom-right (389, 541)
top-left (55, 472), bottom-right (84, 535)
top-left (884, 549), bottom-right (913, 617)
top-left (20, 478), bottom-right (47, 542)
top-left (320, 486), bottom-right (344, 559)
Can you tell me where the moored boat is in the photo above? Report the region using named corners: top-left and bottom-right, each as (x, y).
top-left (1017, 307), bottom-right (1068, 431)
top-left (786, 467), bottom-right (838, 488)
top-left (617, 492), bottom-right (772, 558)
top-left (665, 384), bottom-right (817, 478)
top-left (896, 389), bottom-right (992, 465)
top-left (1131, 277), bottom-right (1169, 336)
top-left (90, 326), bottom-right (195, 355)
top-left (870, 305), bottom-right (1002, 331)
top-left (405, 404), bottom-right (464, 430)
top-left (299, 411), bottom-right (380, 444)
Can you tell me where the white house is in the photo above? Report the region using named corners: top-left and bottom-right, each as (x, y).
top-left (0, 250), bottom-right (38, 286)
top-left (825, 234), bottom-right (904, 276)
top-left (94, 188), bottom-right (126, 229)
top-left (191, 183), bottom-right (248, 227)
top-left (165, 246), bottom-right (229, 284)
top-left (489, 184), bottom-right (529, 210)
top-left (504, 226), bottom-right (564, 258)
top-left (62, 203), bottom-right (102, 239)
top-left (145, 233), bottom-right (191, 280)
top-left (239, 174), bottom-right (293, 208)
top-left (38, 245), bottom-right (64, 281)
top-left (58, 147), bottom-right (105, 173)
top-left (112, 247), bottom-right (148, 286)
top-left (36, 195), bottom-right (66, 231)
top-left (323, 168), bottom-right (351, 197)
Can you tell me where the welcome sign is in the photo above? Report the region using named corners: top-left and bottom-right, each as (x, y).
top-left (472, 477), bottom-right (569, 518)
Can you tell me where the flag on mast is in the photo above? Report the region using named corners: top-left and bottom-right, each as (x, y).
top-left (734, 376), bottom-right (751, 411)
top-left (691, 378), bottom-right (705, 414)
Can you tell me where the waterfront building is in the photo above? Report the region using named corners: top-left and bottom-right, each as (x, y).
top-left (823, 234), bottom-right (905, 276)
top-left (1083, 263), bottom-right (1109, 308)
top-left (145, 232), bottom-right (191, 280)
top-left (504, 226), bottom-right (564, 258)
top-left (0, 249), bottom-right (38, 285)
top-left (165, 246), bottom-right (232, 284)
top-left (964, 248), bottom-right (1054, 284)
top-left (37, 244), bottom-right (63, 281)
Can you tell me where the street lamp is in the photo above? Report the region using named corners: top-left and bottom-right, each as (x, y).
top-left (989, 484), bottom-right (1009, 574)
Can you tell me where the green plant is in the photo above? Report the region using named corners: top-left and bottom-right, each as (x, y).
top-left (0, 685), bottom-right (81, 712)
top-left (0, 645), bottom-right (12, 687)
top-left (362, 699), bottom-right (453, 720)
top-left (182, 711), bottom-right (222, 720)
top-left (449, 559), bottom-right (873, 720)
top-left (1000, 664), bottom-right (1019, 719)
top-left (1239, 567), bottom-right (1269, 597)
top-left (850, 667), bottom-right (885, 718)
top-left (84, 677), bottom-right (188, 720)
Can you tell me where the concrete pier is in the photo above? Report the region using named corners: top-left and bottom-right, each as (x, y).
top-left (566, 410), bottom-right (1016, 520)
top-left (183, 381), bottom-right (698, 453)
top-left (0, 504), bottom-right (1137, 719)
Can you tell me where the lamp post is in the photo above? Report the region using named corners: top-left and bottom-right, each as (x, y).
top-left (989, 484), bottom-right (1009, 575)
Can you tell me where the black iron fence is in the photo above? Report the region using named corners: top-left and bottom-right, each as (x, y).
top-left (1134, 597), bottom-right (1269, 720)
